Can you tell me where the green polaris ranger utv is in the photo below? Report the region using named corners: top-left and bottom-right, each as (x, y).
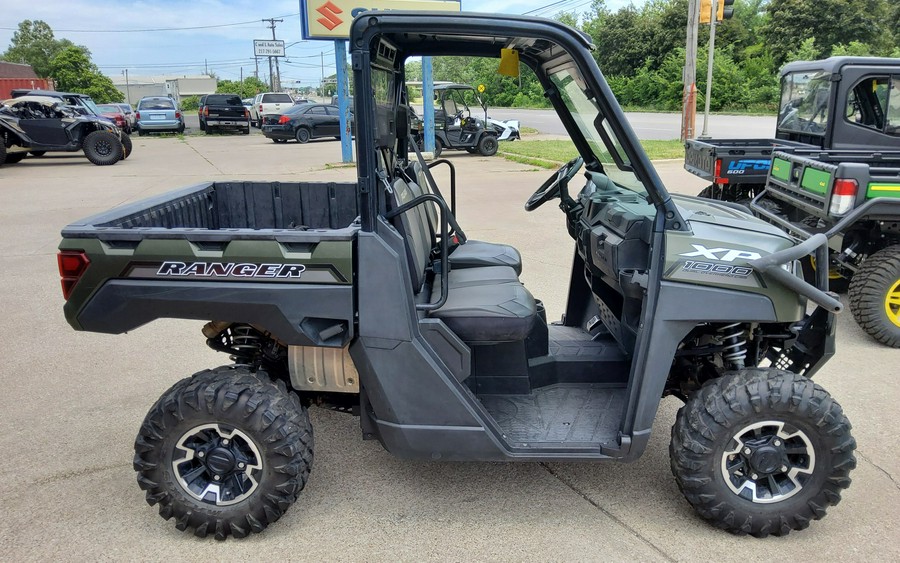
top-left (57, 12), bottom-right (855, 540)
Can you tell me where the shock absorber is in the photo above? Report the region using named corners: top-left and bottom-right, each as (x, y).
top-left (203, 322), bottom-right (264, 364)
top-left (718, 322), bottom-right (747, 369)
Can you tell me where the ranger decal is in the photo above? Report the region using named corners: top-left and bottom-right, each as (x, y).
top-left (156, 262), bottom-right (306, 278)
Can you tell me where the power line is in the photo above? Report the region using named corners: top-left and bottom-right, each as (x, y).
top-left (0, 13), bottom-right (299, 33)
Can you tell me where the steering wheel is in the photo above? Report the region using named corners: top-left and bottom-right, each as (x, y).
top-left (524, 156), bottom-right (584, 211)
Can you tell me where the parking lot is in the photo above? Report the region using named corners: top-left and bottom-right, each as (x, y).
top-left (0, 134), bottom-right (898, 560)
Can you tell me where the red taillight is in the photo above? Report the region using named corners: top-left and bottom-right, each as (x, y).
top-left (829, 178), bottom-right (859, 216)
top-left (203, 107), bottom-right (209, 117)
top-left (259, 104), bottom-right (263, 112)
top-left (57, 250), bottom-right (90, 300)
top-left (278, 115), bottom-right (291, 125)
top-left (714, 158), bottom-right (728, 184)
top-left (135, 111), bottom-right (140, 120)
top-left (175, 111), bottom-right (181, 119)
top-left (244, 109), bottom-right (249, 118)
top-left (833, 178), bottom-right (858, 196)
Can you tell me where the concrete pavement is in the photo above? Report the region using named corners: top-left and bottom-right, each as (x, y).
top-left (0, 135), bottom-right (897, 561)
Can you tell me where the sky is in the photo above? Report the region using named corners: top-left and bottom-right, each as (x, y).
top-left (0, 0), bottom-right (641, 88)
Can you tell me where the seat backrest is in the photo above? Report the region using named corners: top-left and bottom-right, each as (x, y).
top-left (411, 162), bottom-right (440, 241)
top-left (389, 177), bottom-right (431, 292)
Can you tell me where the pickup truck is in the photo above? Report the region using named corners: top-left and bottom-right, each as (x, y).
top-left (57, 11), bottom-right (854, 540)
top-left (750, 149), bottom-right (900, 346)
top-left (686, 57), bottom-right (900, 201)
top-left (198, 94), bottom-right (251, 135)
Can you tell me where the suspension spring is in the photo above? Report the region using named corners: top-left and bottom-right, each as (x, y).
top-left (718, 322), bottom-right (747, 369)
top-left (205, 323), bottom-right (265, 364)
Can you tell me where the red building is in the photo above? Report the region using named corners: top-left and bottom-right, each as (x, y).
top-left (0, 62), bottom-right (53, 99)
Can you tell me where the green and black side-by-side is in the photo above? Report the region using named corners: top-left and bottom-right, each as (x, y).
top-left (57, 12), bottom-right (856, 540)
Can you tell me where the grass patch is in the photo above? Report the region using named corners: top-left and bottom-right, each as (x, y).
top-left (519, 125), bottom-right (540, 136)
top-left (499, 139), bottom-right (684, 167)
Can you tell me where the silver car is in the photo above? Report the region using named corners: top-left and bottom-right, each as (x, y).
top-left (135, 97), bottom-right (185, 135)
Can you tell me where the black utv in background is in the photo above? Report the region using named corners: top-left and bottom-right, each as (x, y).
top-left (685, 57), bottom-right (900, 201)
top-left (1, 96), bottom-right (128, 166)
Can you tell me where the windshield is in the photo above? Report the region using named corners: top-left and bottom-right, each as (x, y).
top-left (79, 98), bottom-right (103, 115)
top-left (140, 98), bottom-right (175, 110)
top-left (778, 70), bottom-right (831, 136)
top-left (97, 104), bottom-right (120, 113)
top-left (548, 68), bottom-right (648, 196)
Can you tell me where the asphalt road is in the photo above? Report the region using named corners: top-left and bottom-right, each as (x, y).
top-left (177, 107), bottom-right (774, 141)
top-left (0, 137), bottom-right (897, 560)
top-left (488, 108), bottom-right (776, 140)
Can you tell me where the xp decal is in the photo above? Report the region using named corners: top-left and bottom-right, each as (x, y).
top-left (679, 244), bottom-right (762, 262)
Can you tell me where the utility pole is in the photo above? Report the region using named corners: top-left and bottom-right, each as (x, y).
top-left (204, 58), bottom-right (208, 75)
top-left (254, 57), bottom-right (259, 80)
top-left (700, 0), bottom-right (718, 138)
top-left (321, 51), bottom-right (325, 99)
top-left (681, 0), bottom-right (700, 141)
top-left (262, 18), bottom-right (283, 91)
top-left (123, 69), bottom-right (131, 105)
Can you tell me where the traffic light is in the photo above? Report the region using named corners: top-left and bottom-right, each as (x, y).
top-left (699, 0), bottom-right (712, 24)
top-left (699, 0), bottom-right (735, 24)
top-left (718, 0), bottom-right (735, 20)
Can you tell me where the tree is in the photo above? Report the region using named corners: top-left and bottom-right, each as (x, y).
top-left (50, 47), bottom-right (121, 103)
top-left (216, 77), bottom-right (268, 98)
top-left (1, 20), bottom-right (84, 78)
top-left (763, 0), bottom-right (895, 66)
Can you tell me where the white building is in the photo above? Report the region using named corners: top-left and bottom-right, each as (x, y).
top-left (111, 74), bottom-right (217, 106)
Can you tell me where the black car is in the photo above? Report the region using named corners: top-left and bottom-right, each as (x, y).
top-left (260, 103), bottom-right (353, 143)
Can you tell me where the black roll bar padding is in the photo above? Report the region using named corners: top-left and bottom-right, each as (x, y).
top-left (385, 193), bottom-right (458, 311)
top-left (747, 233), bottom-right (844, 313)
top-left (427, 159), bottom-right (457, 217)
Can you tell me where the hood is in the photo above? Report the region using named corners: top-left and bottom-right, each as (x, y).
top-left (671, 194), bottom-right (792, 240)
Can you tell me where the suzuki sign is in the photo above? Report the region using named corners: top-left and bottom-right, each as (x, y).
top-left (300, 0), bottom-right (461, 40)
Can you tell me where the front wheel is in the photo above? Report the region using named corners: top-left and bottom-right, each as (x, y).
top-left (849, 245), bottom-right (900, 347)
top-left (670, 369), bottom-right (855, 537)
top-left (133, 367), bottom-right (313, 539)
top-left (477, 134), bottom-right (498, 156)
top-left (83, 130), bottom-right (124, 165)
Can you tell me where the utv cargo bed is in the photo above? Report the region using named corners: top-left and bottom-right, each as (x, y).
top-left (62, 180), bottom-right (360, 240)
top-left (59, 181), bottom-right (360, 347)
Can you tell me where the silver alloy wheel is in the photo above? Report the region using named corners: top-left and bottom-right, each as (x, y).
top-left (172, 423), bottom-right (263, 506)
top-left (720, 420), bottom-right (815, 504)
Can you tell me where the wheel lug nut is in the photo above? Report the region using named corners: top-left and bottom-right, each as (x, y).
top-left (751, 473), bottom-right (759, 480)
top-left (213, 475), bottom-right (221, 481)
top-left (197, 451), bottom-right (204, 458)
top-left (781, 465), bottom-right (788, 473)
top-left (238, 462), bottom-right (246, 469)
top-left (222, 439), bottom-right (230, 446)
top-left (774, 440), bottom-right (782, 447)
top-left (743, 448), bottom-right (751, 455)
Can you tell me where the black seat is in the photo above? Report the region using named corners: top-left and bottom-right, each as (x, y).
top-left (410, 163), bottom-right (523, 275)
top-left (388, 178), bottom-right (536, 343)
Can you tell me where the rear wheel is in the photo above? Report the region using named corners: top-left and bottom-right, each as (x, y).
top-left (120, 134), bottom-right (133, 160)
top-left (671, 368), bottom-right (855, 536)
top-left (134, 367), bottom-right (313, 540)
top-left (5, 152), bottom-right (25, 164)
top-left (295, 127), bottom-right (310, 144)
top-left (0, 143), bottom-right (6, 166)
top-left (138, 127), bottom-right (146, 136)
top-left (242, 126), bottom-right (250, 135)
top-left (83, 130), bottom-right (124, 165)
top-left (477, 134), bottom-right (498, 156)
top-left (29, 150), bottom-right (46, 157)
top-left (848, 245), bottom-right (900, 347)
